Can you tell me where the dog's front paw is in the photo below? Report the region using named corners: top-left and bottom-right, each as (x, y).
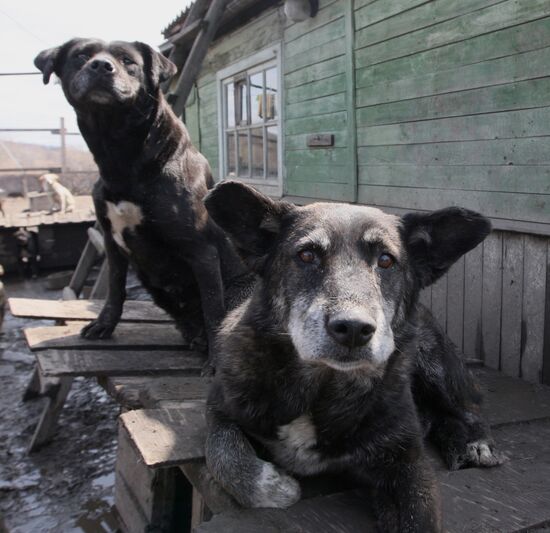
top-left (449, 439), bottom-right (507, 470)
top-left (247, 462), bottom-right (301, 509)
top-left (80, 319), bottom-right (117, 339)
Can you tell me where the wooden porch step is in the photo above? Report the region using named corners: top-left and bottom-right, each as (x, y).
top-left (9, 297), bottom-right (171, 322)
top-left (36, 349), bottom-right (204, 377)
top-left (25, 322), bottom-right (185, 351)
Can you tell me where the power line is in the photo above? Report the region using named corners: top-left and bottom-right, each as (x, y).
top-left (0, 7), bottom-right (49, 45)
top-left (0, 72), bottom-right (41, 76)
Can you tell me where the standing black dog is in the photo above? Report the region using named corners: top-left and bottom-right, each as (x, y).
top-left (204, 182), bottom-right (503, 531)
top-left (34, 39), bottom-right (244, 369)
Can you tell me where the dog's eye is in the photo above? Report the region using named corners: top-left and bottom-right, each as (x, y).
top-left (77, 53), bottom-right (89, 62)
top-left (377, 253), bottom-right (394, 269)
top-left (122, 56), bottom-right (134, 65)
top-left (298, 250), bottom-right (316, 264)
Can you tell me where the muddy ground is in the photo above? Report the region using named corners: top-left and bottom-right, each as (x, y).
top-left (0, 276), bottom-right (120, 533)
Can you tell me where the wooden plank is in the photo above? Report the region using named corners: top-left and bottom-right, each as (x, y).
top-left (286, 111), bottom-right (348, 136)
top-left (8, 297), bottom-right (171, 322)
top-left (481, 232), bottom-right (503, 370)
top-left (286, 130), bottom-right (348, 151)
top-left (355, 15), bottom-right (550, 76)
top-left (357, 164), bottom-right (550, 196)
top-left (285, 56), bottom-right (346, 90)
top-left (520, 235), bottom-right (547, 383)
top-left (357, 106), bottom-right (550, 147)
top-left (356, 76), bottom-right (550, 128)
top-left (358, 137), bottom-right (550, 166)
top-left (120, 406), bottom-right (206, 468)
top-left (357, 45), bottom-right (550, 106)
top-left (24, 323), bottom-right (184, 351)
top-left (103, 375), bottom-right (211, 409)
top-left (355, 0), bottom-right (550, 66)
top-left (285, 38), bottom-right (346, 74)
top-left (286, 92), bottom-right (346, 120)
top-left (36, 349), bottom-right (203, 377)
top-left (500, 234), bottom-right (524, 378)
top-left (355, 0), bottom-right (504, 50)
top-left (285, 165), bottom-right (349, 184)
top-left (286, 74), bottom-right (346, 105)
top-left (285, 1), bottom-right (345, 44)
top-left (285, 181), bottom-right (354, 202)
top-left (354, 0), bottom-right (429, 31)
top-left (286, 147), bottom-right (350, 166)
top-left (475, 367), bottom-right (550, 427)
top-left (446, 257), bottom-right (465, 353)
top-left (356, 185), bottom-right (550, 226)
top-left (440, 420), bottom-right (550, 532)
top-left (544, 239), bottom-right (550, 386)
top-left (463, 244), bottom-right (483, 360)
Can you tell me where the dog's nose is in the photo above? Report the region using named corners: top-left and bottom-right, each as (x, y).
top-left (90, 58), bottom-right (115, 74)
top-left (327, 314), bottom-right (376, 348)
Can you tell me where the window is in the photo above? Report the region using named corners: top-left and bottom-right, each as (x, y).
top-left (217, 46), bottom-right (282, 196)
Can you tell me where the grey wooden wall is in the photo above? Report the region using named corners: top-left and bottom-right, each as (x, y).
top-left (419, 230), bottom-right (549, 384)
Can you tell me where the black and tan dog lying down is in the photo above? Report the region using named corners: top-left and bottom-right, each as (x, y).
top-left (203, 182), bottom-right (504, 532)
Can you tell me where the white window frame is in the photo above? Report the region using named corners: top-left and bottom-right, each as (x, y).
top-left (216, 44), bottom-right (283, 198)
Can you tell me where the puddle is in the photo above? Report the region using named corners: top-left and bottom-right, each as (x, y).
top-left (0, 275), bottom-right (120, 532)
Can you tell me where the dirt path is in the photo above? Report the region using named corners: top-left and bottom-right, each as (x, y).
top-left (0, 277), bottom-right (119, 533)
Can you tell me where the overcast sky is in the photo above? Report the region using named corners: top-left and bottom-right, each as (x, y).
top-left (0, 0), bottom-right (192, 151)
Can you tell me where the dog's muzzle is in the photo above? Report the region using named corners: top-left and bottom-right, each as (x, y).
top-left (326, 311), bottom-right (376, 349)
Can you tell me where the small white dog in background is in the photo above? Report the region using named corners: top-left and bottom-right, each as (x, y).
top-left (39, 173), bottom-right (75, 213)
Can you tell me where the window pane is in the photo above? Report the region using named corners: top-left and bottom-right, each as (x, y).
top-left (226, 132), bottom-right (236, 177)
top-left (265, 67), bottom-right (278, 121)
top-left (266, 126), bottom-right (278, 178)
top-left (237, 131), bottom-right (250, 177)
top-left (225, 83), bottom-right (235, 128)
top-left (235, 77), bottom-right (248, 126)
top-left (250, 72), bottom-right (263, 125)
top-left (250, 128), bottom-right (264, 177)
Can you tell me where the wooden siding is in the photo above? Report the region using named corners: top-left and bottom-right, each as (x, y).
top-left (354, 0), bottom-right (550, 234)
top-left (283, 0), bottom-right (355, 201)
top-left (419, 230), bottom-right (549, 384)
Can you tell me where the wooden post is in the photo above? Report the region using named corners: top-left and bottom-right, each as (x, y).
top-left (171, 0), bottom-right (228, 116)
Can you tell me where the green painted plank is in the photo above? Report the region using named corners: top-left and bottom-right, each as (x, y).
top-left (355, 0), bottom-right (505, 50)
top-left (285, 1), bottom-right (345, 44)
top-left (286, 18), bottom-right (346, 58)
top-left (356, 0), bottom-right (550, 67)
top-left (286, 130), bottom-right (348, 150)
top-left (355, 0), bottom-right (429, 31)
top-left (286, 164), bottom-right (350, 183)
top-left (356, 45), bottom-right (550, 106)
top-left (358, 165), bottom-right (550, 196)
top-left (286, 74), bottom-right (346, 105)
top-left (286, 111), bottom-right (348, 136)
top-left (285, 56), bottom-right (346, 89)
top-left (355, 16), bottom-right (550, 79)
top-left (199, 112), bottom-right (218, 134)
top-left (354, 0), bottom-right (379, 9)
top-left (356, 77), bottom-right (550, 127)
top-left (285, 38), bottom-right (346, 74)
top-left (285, 181), bottom-right (354, 201)
top-left (357, 106), bottom-right (550, 146)
top-left (286, 147), bottom-right (350, 166)
top-left (286, 92), bottom-right (346, 120)
top-left (357, 185), bottom-right (550, 224)
top-left (357, 138), bottom-right (550, 166)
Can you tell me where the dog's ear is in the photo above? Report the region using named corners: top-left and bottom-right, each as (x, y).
top-left (136, 42), bottom-right (177, 86)
top-left (402, 207), bottom-right (491, 289)
top-left (34, 46), bottom-right (61, 84)
top-left (205, 181), bottom-right (293, 270)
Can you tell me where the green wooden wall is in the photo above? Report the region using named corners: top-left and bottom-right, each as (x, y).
top-left (354, 0), bottom-right (550, 233)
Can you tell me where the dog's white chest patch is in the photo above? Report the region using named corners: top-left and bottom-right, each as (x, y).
top-left (268, 415), bottom-right (327, 476)
top-left (105, 201), bottom-right (143, 253)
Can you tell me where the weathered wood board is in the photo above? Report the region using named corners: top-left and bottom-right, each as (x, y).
top-left (25, 323), bottom-right (184, 351)
top-left (103, 375), bottom-right (211, 409)
top-left (36, 349), bottom-right (203, 377)
top-left (9, 298), bottom-right (171, 322)
top-left (120, 405), bottom-right (206, 468)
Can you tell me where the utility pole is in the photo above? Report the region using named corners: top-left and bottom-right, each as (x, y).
top-left (59, 117), bottom-right (67, 177)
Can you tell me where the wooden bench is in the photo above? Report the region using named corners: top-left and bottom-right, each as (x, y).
top-left (14, 297), bottom-right (550, 532)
